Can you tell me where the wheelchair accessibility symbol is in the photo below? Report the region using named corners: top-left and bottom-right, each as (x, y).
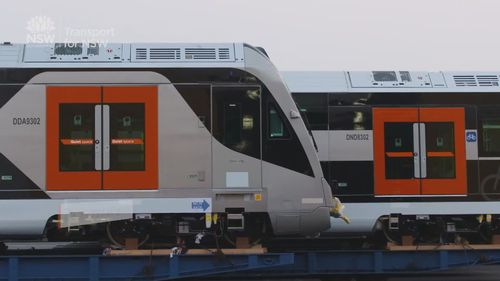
top-left (466, 131), bottom-right (477, 142)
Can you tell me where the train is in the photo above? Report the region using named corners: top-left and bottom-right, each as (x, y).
top-left (0, 42), bottom-right (336, 246)
top-left (283, 71), bottom-right (500, 243)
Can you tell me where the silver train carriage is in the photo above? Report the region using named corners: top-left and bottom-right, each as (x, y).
top-left (0, 42), bottom-right (334, 243)
top-left (284, 70), bottom-right (500, 242)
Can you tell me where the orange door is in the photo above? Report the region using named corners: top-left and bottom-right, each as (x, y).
top-left (46, 86), bottom-right (158, 191)
top-left (420, 108), bottom-right (466, 195)
top-left (102, 86), bottom-right (158, 190)
top-left (373, 108), bottom-right (420, 195)
top-left (46, 87), bottom-right (102, 190)
top-left (373, 107), bottom-right (466, 196)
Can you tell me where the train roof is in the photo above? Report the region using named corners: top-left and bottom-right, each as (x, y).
top-left (282, 71), bottom-right (500, 93)
top-left (0, 42), bottom-right (249, 68)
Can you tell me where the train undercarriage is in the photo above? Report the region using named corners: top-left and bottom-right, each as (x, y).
top-left (375, 213), bottom-right (500, 246)
top-left (43, 213), bottom-right (272, 249)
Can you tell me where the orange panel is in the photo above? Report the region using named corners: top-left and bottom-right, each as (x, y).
top-left (427, 151), bottom-right (454, 157)
top-left (373, 108), bottom-right (420, 195)
top-left (420, 107), bottom-right (466, 195)
top-left (46, 86), bottom-right (101, 190)
top-left (386, 152), bottom-right (414, 158)
top-left (102, 86), bottom-right (158, 190)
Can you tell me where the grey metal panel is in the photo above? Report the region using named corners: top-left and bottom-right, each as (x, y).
top-left (413, 123), bottom-right (421, 178)
top-left (157, 84), bottom-right (212, 190)
top-left (28, 71), bottom-right (169, 84)
top-left (94, 105), bottom-right (102, 170)
top-left (419, 123), bottom-right (427, 178)
top-left (211, 140), bottom-right (262, 189)
top-left (0, 44), bottom-right (22, 66)
top-left (1, 43), bottom-right (246, 68)
top-left (466, 129), bottom-right (478, 160)
top-left (102, 105), bottom-right (110, 171)
top-left (23, 43), bottom-right (124, 63)
top-left (282, 71), bottom-right (500, 93)
top-left (349, 71), bottom-right (433, 88)
top-left (327, 130), bottom-right (373, 161)
top-left (0, 84), bottom-right (46, 190)
top-left (281, 71), bottom-right (348, 93)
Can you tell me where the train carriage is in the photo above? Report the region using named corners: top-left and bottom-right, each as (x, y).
top-left (284, 70), bottom-right (500, 242)
top-left (0, 43), bottom-right (334, 244)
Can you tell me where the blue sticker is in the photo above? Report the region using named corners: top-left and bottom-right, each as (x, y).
top-left (192, 200), bottom-right (210, 211)
top-left (466, 131), bottom-right (477, 142)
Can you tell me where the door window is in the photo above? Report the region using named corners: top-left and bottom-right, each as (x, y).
top-left (384, 122), bottom-right (415, 179)
top-left (425, 122), bottom-right (456, 179)
top-left (59, 104), bottom-right (95, 171)
top-left (212, 86), bottom-right (261, 159)
top-left (109, 104), bottom-right (145, 171)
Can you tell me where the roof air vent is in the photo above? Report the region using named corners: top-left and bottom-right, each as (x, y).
top-left (149, 48), bottom-right (181, 60)
top-left (185, 48), bottom-right (216, 60)
top-left (453, 75), bottom-right (477, 87)
top-left (476, 75), bottom-right (499, 87)
top-left (218, 48), bottom-right (230, 60)
top-left (135, 48), bottom-right (147, 60)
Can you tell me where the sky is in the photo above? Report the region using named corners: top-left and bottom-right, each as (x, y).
top-left (1, 0), bottom-right (500, 71)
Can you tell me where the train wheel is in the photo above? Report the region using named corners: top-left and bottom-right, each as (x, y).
top-left (106, 220), bottom-right (150, 248)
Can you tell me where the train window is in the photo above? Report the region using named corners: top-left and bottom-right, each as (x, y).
top-left (175, 85), bottom-right (211, 131)
top-left (109, 104), bottom-right (145, 171)
top-left (268, 104), bottom-right (290, 139)
top-left (425, 122), bottom-right (456, 179)
top-left (329, 106), bottom-right (372, 130)
top-left (479, 107), bottom-right (500, 157)
top-left (384, 122), bottom-right (415, 179)
top-left (291, 93), bottom-right (328, 130)
top-left (59, 104), bottom-right (95, 171)
top-left (329, 93), bottom-right (370, 106)
top-left (263, 93), bottom-right (313, 177)
top-left (212, 86), bottom-right (261, 159)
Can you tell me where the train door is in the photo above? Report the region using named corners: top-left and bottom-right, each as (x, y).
top-left (373, 107), bottom-right (466, 196)
top-left (211, 85), bottom-right (262, 189)
top-left (46, 86), bottom-right (158, 190)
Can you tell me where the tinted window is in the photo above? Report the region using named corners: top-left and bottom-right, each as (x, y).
top-left (212, 86), bottom-right (261, 159)
top-left (59, 104), bottom-right (95, 171)
top-left (292, 93), bottom-right (328, 130)
top-left (479, 107), bottom-right (500, 157)
top-left (175, 85), bottom-right (211, 131)
top-left (329, 93), bottom-right (370, 106)
top-left (109, 104), bottom-right (145, 171)
top-left (269, 104), bottom-right (290, 139)
top-left (263, 93), bottom-right (313, 177)
top-left (329, 106), bottom-right (372, 130)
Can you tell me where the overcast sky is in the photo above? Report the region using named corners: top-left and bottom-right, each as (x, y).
top-left (2, 0), bottom-right (500, 71)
